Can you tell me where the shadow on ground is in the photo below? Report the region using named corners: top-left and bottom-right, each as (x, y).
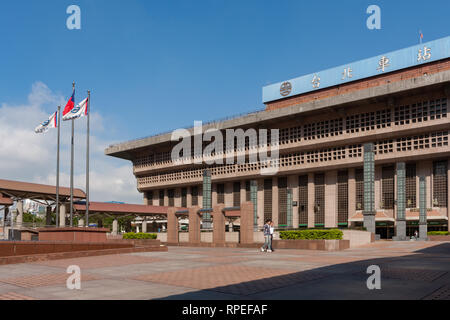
top-left (157, 243), bottom-right (450, 300)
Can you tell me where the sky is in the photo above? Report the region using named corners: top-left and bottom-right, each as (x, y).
top-left (0, 0), bottom-right (449, 204)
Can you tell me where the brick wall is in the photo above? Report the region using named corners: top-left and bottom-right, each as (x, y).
top-left (266, 59), bottom-right (450, 111)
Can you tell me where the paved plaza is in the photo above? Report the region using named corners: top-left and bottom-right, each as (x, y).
top-left (0, 241), bottom-right (448, 300)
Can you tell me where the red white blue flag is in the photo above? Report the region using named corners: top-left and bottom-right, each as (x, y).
top-left (35, 111), bottom-right (58, 133)
top-left (63, 91), bottom-right (75, 117)
top-left (62, 97), bottom-right (88, 121)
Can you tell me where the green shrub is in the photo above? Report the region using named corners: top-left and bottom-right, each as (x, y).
top-left (427, 231), bottom-right (450, 236)
top-left (122, 232), bottom-right (157, 240)
top-left (279, 229), bottom-right (343, 240)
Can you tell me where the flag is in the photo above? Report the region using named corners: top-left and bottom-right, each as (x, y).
top-left (35, 111), bottom-right (58, 134)
top-left (62, 97), bottom-right (89, 121)
top-left (63, 91), bottom-right (75, 117)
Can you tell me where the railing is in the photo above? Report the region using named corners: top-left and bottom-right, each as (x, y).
top-left (107, 106), bottom-right (267, 149)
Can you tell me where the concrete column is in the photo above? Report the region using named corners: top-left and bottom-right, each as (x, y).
top-left (198, 186), bottom-right (203, 209)
top-left (393, 163), bottom-right (407, 241)
top-left (417, 161), bottom-right (432, 208)
top-left (240, 201), bottom-right (254, 244)
top-left (112, 219), bottom-right (118, 235)
top-left (288, 175), bottom-right (299, 228)
top-left (325, 171), bottom-right (338, 228)
top-left (348, 168), bottom-right (356, 222)
top-left (257, 179), bottom-right (264, 228)
top-left (3, 207), bottom-right (8, 240)
top-left (240, 180), bottom-right (246, 204)
top-left (448, 159), bottom-right (450, 232)
top-left (16, 200), bottom-right (23, 228)
top-left (212, 204), bottom-right (226, 244)
top-left (46, 206), bottom-right (52, 226)
top-left (225, 182), bottom-right (233, 207)
top-left (188, 207), bottom-right (201, 243)
top-left (164, 190), bottom-right (168, 207)
top-left (307, 173), bottom-right (315, 228)
top-left (212, 184), bottom-right (218, 206)
top-left (272, 177), bottom-right (279, 226)
top-left (59, 204), bottom-right (66, 227)
top-left (142, 220), bottom-right (147, 233)
top-left (167, 208), bottom-right (179, 244)
top-left (78, 218), bottom-right (85, 228)
top-left (187, 187), bottom-right (192, 208)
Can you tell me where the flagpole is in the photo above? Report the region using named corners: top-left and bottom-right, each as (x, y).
top-left (70, 82), bottom-right (75, 227)
top-left (86, 90), bottom-right (90, 227)
top-left (56, 106), bottom-right (61, 228)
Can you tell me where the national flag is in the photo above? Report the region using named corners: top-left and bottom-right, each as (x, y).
top-left (63, 91), bottom-right (75, 117)
top-left (35, 111), bottom-right (58, 134)
top-left (62, 97), bottom-right (89, 121)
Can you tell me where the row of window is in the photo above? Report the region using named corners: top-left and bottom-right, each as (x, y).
top-left (147, 161), bottom-right (448, 226)
top-left (134, 98), bottom-right (448, 168)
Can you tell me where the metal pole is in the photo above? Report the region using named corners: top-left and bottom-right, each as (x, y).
top-left (86, 90), bottom-right (90, 227)
top-left (56, 106), bottom-right (61, 228)
top-left (70, 82), bottom-right (75, 227)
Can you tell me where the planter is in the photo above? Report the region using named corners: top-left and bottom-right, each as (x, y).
top-left (273, 239), bottom-right (350, 251)
top-left (428, 235), bottom-right (450, 241)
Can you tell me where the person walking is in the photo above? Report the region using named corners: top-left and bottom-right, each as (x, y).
top-left (260, 219), bottom-right (271, 252)
top-left (268, 221), bottom-right (275, 253)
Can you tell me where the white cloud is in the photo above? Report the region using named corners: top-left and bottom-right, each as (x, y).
top-left (0, 82), bottom-right (142, 204)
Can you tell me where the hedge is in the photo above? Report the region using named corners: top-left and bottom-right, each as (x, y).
top-left (123, 232), bottom-right (157, 239)
top-left (427, 231), bottom-right (450, 236)
top-left (279, 229), bottom-right (343, 240)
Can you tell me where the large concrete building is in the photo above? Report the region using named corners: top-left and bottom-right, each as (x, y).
top-left (106, 37), bottom-right (450, 239)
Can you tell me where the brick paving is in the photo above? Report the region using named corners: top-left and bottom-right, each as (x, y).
top-left (33, 254), bottom-right (164, 269)
top-left (0, 292), bottom-right (36, 300)
top-left (0, 273), bottom-right (101, 288)
top-left (0, 241), bottom-right (447, 300)
top-left (423, 284), bottom-right (450, 300)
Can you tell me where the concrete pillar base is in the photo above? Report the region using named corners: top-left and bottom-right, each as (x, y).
top-left (59, 204), bottom-right (66, 227)
top-left (393, 220), bottom-right (408, 241)
top-left (418, 223), bottom-right (429, 241)
top-left (142, 220), bottom-right (147, 233)
top-left (363, 213), bottom-right (376, 234)
top-left (112, 219), bottom-right (118, 235)
top-left (78, 219), bottom-right (85, 228)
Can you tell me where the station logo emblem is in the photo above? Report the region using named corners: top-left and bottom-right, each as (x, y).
top-left (280, 81), bottom-right (292, 97)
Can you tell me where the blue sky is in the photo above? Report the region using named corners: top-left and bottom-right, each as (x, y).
top-left (1, 0), bottom-right (449, 142)
top-left (0, 0), bottom-right (449, 203)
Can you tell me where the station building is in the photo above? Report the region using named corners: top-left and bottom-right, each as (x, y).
top-left (106, 37), bottom-right (450, 238)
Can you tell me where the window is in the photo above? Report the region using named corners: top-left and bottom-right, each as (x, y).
top-left (181, 188), bottom-right (187, 208)
top-left (355, 168), bottom-right (364, 210)
top-left (314, 174), bottom-right (325, 225)
top-left (298, 175), bottom-right (308, 226)
top-left (168, 189), bottom-right (175, 207)
top-left (264, 179), bottom-right (273, 222)
top-left (217, 184), bottom-right (225, 204)
top-left (159, 190), bottom-right (165, 206)
top-left (382, 166), bottom-right (395, 209)
top-left (191, 186), bottom-right (199, 206)
top-left (146, 191), bottom-right (153, 205)
top-left (338, 171), bottom-right (348, 225)
top-left (278, 177), bottom-right (288, 226)
top-left (433, 161), bottom-right (448, 207)
top-left (233, 182), bottom-right (241, 207)
top-left (406, 164), bottom-right (416, 208)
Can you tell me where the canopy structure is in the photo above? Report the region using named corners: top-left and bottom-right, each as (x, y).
top-left (0, 194), bottom-right (13, 206)
top-left (0, 179), bottom-right (85, 204)
top-left (73, 201), bottom-right (177, 219)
